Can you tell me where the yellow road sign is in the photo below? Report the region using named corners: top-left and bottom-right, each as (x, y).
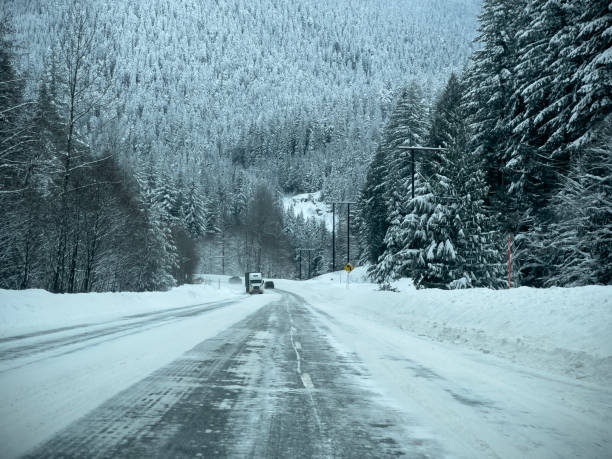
top-left (344, 263), bottom-right (354, 272)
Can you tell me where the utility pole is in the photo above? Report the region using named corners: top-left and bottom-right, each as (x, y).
top-left (297, 248), bottom-right (316, 280)
top-left (331, 203), bottom-right (337, 272)
top-left (398, 145), bottom-right (447, 198)
top-left (211, 256), bottom-right (225, 275)
top-left (330, 201), bottom-right (356, 268)
top-left (347, 203), bottom-right (351, 265)
top-left (308, 250), bottom-right (312, 279)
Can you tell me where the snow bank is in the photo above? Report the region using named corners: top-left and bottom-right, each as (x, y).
top-left (280, 271), bottom-right (612, 385)
top-left (0, 278), bottom-right (244, 338)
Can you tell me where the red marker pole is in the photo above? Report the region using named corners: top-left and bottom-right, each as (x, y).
top-left (508, 234), bottom-right (512, 289)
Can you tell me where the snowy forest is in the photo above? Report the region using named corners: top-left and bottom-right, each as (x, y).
top-left (359, 0), bottom-right (611, 288)
top-left (1, 0), bottom-right (610, 292)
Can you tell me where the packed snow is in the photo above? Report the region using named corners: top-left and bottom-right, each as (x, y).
top-left (276, 273), bottom-right (612, 458)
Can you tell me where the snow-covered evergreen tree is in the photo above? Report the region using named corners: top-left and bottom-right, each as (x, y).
top-left (372, 74), bottom-right (504, 288)
top-left (361, 83), bottom-right (428, 278)
top-left (0, 13), bottom-right (28, 188)
top-left (135, 181), bottom-right (177, 291)
top-left (538, 118), bottom-right (612, 286)
top-left (369, 83), bottom-right (428, 281)
top-left (182, 180), bottom-right (207, 239)
top-left (357, 146), bottom-right (389, 265)
top-left (383, 82), bottom-right (429, 210)
top-left (464, 0), bottom-right (528, 220)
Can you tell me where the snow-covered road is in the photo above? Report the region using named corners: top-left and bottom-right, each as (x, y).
top-left (0, 287), bottom-right (270, 458)
top-left (1, 279), bottom-right (611, 458)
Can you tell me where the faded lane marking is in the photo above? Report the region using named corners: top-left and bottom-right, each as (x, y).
top-left (301, 373), bottom-right (314, 389)
top-left (290, 326), bottom-right (301, 374)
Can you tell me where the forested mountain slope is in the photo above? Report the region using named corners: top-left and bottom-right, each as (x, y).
top-left (7, 0), bottom-right (480, 196)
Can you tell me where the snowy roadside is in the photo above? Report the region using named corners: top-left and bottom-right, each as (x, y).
top-left (277, 268), bottom-right (612, 386)
top-left (0, 276), bottom-right (243, 338)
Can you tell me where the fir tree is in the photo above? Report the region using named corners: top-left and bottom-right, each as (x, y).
top-left (0, 13), bottom-right (29, 190)
top-left (540, 118), bottom-right (612, 286)
top-left (373, 74), bottom-right (504, 288)
top-left (182, 180), bottom-right (208, 239)
top-left (503, 0), bottom-right (611, 285)
top-left (370, 84), bottom-right (427, 280)
top-left (464, 0), bottom-right (528, 219)
top-left (135, 184), bottom-right (177, 291)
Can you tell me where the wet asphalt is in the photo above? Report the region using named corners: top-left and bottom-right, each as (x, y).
top-left (23, 291), bottom-right (438, 458)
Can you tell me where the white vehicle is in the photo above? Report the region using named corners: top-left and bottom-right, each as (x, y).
top-left (245, 272), bottom-right (264, 294)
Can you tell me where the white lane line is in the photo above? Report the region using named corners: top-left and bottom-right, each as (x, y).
top-left (290, 327), bottom-right (315, 389)
top-left (290, 326), bottom-right (301, 374)
top-left (300, 372), bottom-right (315, 389)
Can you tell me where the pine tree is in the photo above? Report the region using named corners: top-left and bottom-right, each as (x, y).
top-left (0, 14), bottom-right (27, 186)
top-left (499, 0), bottom-right (612, 286)
top-left (369, 83), bottom-right (428, 280)
top-left (373, 74), bottom-right (504, 288)
top-left (541, 118), bottom-right (612, 286)
top-left (568, 0), bottom-right (612, 151)
top-left (359, 83), bottom-right (428, 275)
top-left (429, 73), bottom-right (463, 149)
top-left (383, 83), bottom-right (429, 218)
top-left (153, 174), bottom-right (177, 226)
top-left (370, 175), bottom-right (433, 284)
top-left (464, 0), bottom-right (528, 220)
top-left (0, 16), bottom-right (30, 288)
top-left (135, 185), bottom-right (177, 291)
top-left (450, 145), bottom-right (506, 289)
top-left (183, 180), bottom-right (208, 239)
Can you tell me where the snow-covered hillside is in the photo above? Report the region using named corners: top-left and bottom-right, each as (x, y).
top-left (5, 0), bottom-right (482, 196)
top-left (282, 191), bottom-right (334, 231)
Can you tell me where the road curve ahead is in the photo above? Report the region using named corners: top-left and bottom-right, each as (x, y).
top-left (25, 291), bottom-right (436, 458)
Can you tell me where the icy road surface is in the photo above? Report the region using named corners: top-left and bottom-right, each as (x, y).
top-left (2, 285), bottom-right (611, 458)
